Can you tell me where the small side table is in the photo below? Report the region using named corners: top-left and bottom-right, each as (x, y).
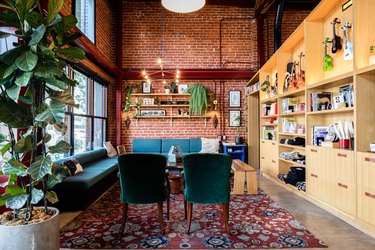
top-left (222, 143), bottom-right (246, 162)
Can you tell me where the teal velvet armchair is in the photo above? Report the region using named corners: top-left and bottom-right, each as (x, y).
top-left (117, 154), bottom-right (170, 235)
top-left (182, 153), bottom-right (232, 234)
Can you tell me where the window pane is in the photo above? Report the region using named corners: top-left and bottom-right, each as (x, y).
top-left (94, 82), bottom-right (104, 117)
top-left (46, 115), bottom-right (71, 161)
top-left (73, 70), bottom-right (88, 114)
top-left (74, 116), bottom-right (91, 153)
top-left (93, 118), bottom-right (104, 149)
top-left (0, 35), bottom-right (17, 54)
top-left (75, 0), bottom-right (95, 42)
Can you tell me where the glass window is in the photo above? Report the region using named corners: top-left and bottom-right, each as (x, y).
top-left (75, 0), bottom-right (95, 43)
top-left (94, 81), bottom-right (105, 117)
top-left (73, 70), bottom-right (89, 114)
top-left (45, 116), bottom-right (71, 161)
top-left (0, 35), bottom-right (17, 54)
top-left (74, 116), bottom-right (92, 153)
top-left (93, 118), bottom-right (105, 149)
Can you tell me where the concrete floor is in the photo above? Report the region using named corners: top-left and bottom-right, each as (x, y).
top-left (59, 176), bottom-right (375, 249)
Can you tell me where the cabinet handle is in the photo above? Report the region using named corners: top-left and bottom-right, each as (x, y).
top-left (311, 173), bottom-right (318, 178)
top-left (337, 153), bottom-right (347, 158)
top-left (271, 160), bottom-right (276, 163)
top-left (365, 157), bottom-right (375, 163)
top-left (311, 149), bottom-right (317, 153)
top-left (338, 182), bottom-right (348, 189)
top-left (365, 192), bottom-right (375, 199)
top-left (261, 141), bottom-right (265, 143)
top-left (272, 142), bottom-right (276, 145)
top-left (261, 157), bottom-right (265, 159)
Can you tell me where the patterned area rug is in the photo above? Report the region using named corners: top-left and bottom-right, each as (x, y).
top-left (60, 183), bottom-right (327, 249)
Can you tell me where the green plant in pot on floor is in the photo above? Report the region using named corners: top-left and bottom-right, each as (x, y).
top-left (0, 0), bottom-right (85, 249)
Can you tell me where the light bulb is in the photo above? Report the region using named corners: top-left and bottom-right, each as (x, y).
top-left (176, 79), bottom-right (179, 83)
top-left (142, 70), bottom-right (146, 76)
top-left (163, 80), bottom-right (166, 84)
top-left (157, 58), bottom-right (162, 64)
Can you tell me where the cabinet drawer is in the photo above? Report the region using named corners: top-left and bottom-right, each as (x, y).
top-left (357, 152), bottom-right (375, 191)
top-left (358, 185), bottom-right (375, 226)
top-left (334, 180), bottom-right (356, 216)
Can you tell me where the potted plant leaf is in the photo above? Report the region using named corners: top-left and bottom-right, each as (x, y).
top-left (185, 84), bottom-right (210, 115)
top-left (0, 0), bottom-right (85, 249)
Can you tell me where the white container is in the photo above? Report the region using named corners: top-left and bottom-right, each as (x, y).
top-left (369, 54), bottom-right (375, 65)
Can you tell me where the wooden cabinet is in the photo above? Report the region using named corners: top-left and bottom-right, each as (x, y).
top-left (260, 140), bottom-right (278, 177)
top-left (357, 152), bottom-right (375, 226)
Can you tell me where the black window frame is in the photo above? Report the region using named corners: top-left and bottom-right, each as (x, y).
top-left (72, 0), bottom-right (96, 44)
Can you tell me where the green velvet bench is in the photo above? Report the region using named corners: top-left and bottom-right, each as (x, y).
top-left (52, 148), bottom-right (118, 211)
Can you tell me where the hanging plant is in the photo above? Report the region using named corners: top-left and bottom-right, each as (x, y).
top-left (185, 84), bottom-right (210, 115)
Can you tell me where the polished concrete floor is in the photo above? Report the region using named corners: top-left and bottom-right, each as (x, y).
top-left (60, 175), bottom-right (375, 249)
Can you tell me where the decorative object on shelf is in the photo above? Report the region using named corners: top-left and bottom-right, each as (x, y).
top-left (310, 92), bottom-right (332, 111)
top-left (164, 85), bottom-right (170, 94)
top-left (117, 145), bottom-right (127, 155)
top-left (270, 73), bottom-right (278, 97)
top-left (185, 84), bottom-right (210, 115)
top-left (142, 81), bottom-right (152, 93)
top-left (125, 116), bottom-right (131, 129)
top-left (166, 82), bottom-right (177, 93)
top-left (140, 109), bottom-right (166, 116)
top-left (229, 110), bottom-right (241, 127)
top-left (178, 84), bottom-right (188, 94)
top-left (289, 61), bottom-right (298, 91)
top-left (213, 114), bottom-right (219, 128)
top-left (323, 38), bottom-right (333, 72)
top-left (162, 0), bottom-right (205, 13)
top-left (341, 22), bottom-right (353, 60)
top-left (331, 18), bottom-right (342, 54)
top-left (260, 75), bottom-right (270, 96)
top-left (297, 52), bottom-right (305, 88)
top-left (369, 45), bottom-right (375, 65)
top-left (143, 98), bottom-right (155, 105)
top-left (229, 90), bottom-right (241, 107)
top-left (283, 62), bottom-right (293, 93)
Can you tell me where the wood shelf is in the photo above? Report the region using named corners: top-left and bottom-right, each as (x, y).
top-left (279, 88), bottom-right (306, 98)
top-left (279, 144), bottom-right (306, 150)
top-left (260, 123), bottom-right (278, 126)
top-left (307, 72), bottom-right (354, 90)
top-left (306, 107), bottom-right (354, 115)
top-left (260, 114), bottom-right (278, 119)
top-left (356, 64), bottom-right (375, 75)
top-left (260, 96), bottom-right (278, 104)
top-left (279, 158), bottom-right (305, 166)
top-left (279, 111), bottom-right (305, 117)
top-left (306, 144), bottom-right (354, 152)
top-left (247, 90), bottom-right (259, 96)
top-left (278, 132), bottom-right (306, 137)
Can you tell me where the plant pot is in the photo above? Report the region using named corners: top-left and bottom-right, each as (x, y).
top-left (0, 207), bottom-right (60, 250)
top-left (235, 136), bottom-right (243, 145)
top-left (165, 89), bottom-right (170, 94)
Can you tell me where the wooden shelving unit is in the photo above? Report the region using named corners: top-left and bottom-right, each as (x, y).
top-left (247, 0), bottom-right (375, 238)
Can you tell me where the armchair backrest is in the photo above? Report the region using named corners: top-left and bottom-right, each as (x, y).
top-left (183, 153), bottom-right (232, 204)
top-left (117, 153), bottom-right (167, 204)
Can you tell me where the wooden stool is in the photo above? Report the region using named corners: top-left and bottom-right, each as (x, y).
top-left (231, 159), bottom-right (258, 195)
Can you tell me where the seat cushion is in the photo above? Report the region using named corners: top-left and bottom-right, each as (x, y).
top-left (189, 138), bottom-right (202, 152)
top-left (55, 148), bottom-right (108, 167)
top-left (84, 157), bottom-right (118, 176)
top-left (133, 139), bottom-right (161, 153)
top-left (54, 171), bottom-right (106, 190)
top-left (161, 139), bottom-right (190, 154)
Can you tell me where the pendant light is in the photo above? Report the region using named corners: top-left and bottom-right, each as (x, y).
top-left (161, 0), bottom-right (205, 13)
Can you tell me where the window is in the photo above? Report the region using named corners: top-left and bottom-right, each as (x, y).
top-left (75, 0), bottom-right (95, 43)
top-left (67, 69), bottom-right (107, 154)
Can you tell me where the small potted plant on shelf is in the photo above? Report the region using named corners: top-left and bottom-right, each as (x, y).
top-left (164, 85), bottom-right (171, 94)
top-left (0, 0), bottom-right (85, 249)
top-left (369, 45), bottom-right (375, 65)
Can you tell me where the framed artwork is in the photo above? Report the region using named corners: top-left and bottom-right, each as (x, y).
top-left (142, 81), bottom-right (151, 93)
top-left (229, 90), bottom-right (241, 107)
top-left (178, 84), bottom-right (188, 94)
top-left (117, 145), bottom-right (126, 155)
top-left (229, 110), bottom-right (241, 127)
top-left (140, 109), bottom-right (166, 116)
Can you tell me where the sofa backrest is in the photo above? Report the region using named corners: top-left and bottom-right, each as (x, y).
top-left (133, 139), bottom-right (161, 153)
top-left (161, 139), bottom-right (190, 154)
top-left (54, 147), bottom-right (108, 166)
top-left (189, 138), bottom-right (202, 152)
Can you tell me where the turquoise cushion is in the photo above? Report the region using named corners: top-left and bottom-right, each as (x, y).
top-left (54, 148), bottom-right (108, 167)
top-left (55, 171), bottom-right (106, 190)
top-left (133, 139), bottom-right (161, 153)
top-left (189, 138), bottom-right (202, 152)
top-left (161, 139), bottom-right (190, 154)
top-left (84, 157), bottom-right (118, 176)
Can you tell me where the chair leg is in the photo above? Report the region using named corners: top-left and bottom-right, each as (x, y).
top-left (157, 202), bottom-right (165, 234)
top-left (222, 203), bottom-right (230, 234)
top-left (119, 203), bottom-right (128, 236)
top-left (167, 193), bottom-right (170, 220)
top-left (184, 200), bottom-right (187, 219)
top-left (186, 202), bottom-right (193, 234)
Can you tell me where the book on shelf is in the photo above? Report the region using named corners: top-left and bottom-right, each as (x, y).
top-left (282, 118), bottom-right (297, 133)
top-left (281, 97), bottom-right (300, 113)
top-left (339, 84), bottom-right (354, 108)
top-left (263, 126), bottom-right (277, 141)
top-left (321, 141), bottom-right (339, 148)
top-left (247, 81), bottom-right (259, 94)
top-left (310, 92), bottom-right (332, 112)
top-left (262, 103), bottom-right (278, 116)
top-left (311, 126), bottom-right (329, 146)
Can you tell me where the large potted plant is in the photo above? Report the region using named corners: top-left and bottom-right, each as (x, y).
top-left (0, 0), bottom-right (85, 249)
top-left (185, 84), bottom-right (210, 115)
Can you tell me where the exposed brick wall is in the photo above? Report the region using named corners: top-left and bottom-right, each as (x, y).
top-left (263, 9), bottom-right (311, 60)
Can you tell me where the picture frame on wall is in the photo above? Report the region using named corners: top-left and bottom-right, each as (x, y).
top-left (229, 90), bottom-right (241, 107)
top-left (178, 84), bottom-right (188, 94)
top-left (142, 81), bottom-right (152, 93)
top-left (229, 110), bottom-right (241, 127)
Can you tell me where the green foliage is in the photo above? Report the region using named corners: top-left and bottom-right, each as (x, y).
top-left (185, 84), bottom-right (210, 115)
top-left (0, 0), bottom-right (85, 219)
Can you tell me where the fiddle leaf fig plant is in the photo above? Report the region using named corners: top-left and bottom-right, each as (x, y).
top-left (0, 0), bottom-right (85, 222)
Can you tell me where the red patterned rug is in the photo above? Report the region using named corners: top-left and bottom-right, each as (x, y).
top-left (60, 183), bottom-right (327, 249)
